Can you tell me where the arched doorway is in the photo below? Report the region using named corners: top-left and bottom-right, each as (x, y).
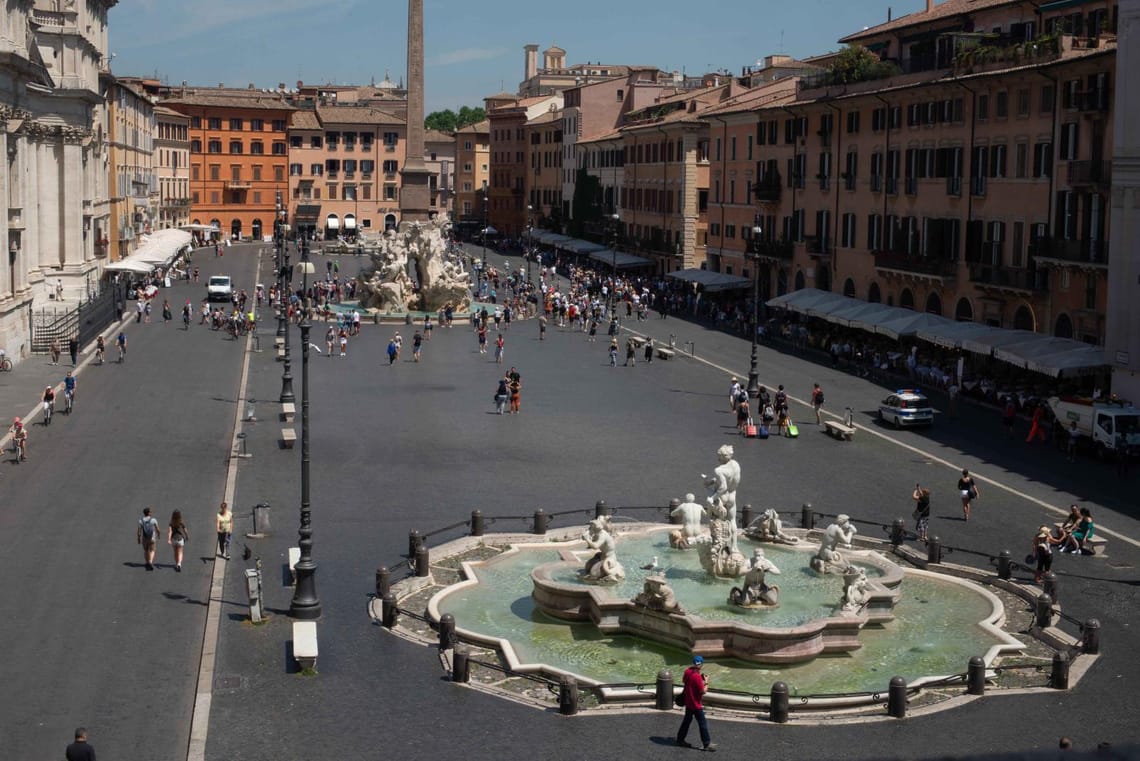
top-left (815, 264), bottom-right (831, 291)
top-left (843, 278), bottom-right (856, 298)
top-left (794, 270), bottom-right (805, 291)
top-left (230, 219), bottom-right (242, 240)
top-left (776, 269), bottom-right (788, 296)
top-left (251, 219), bottom-right (263, 241)
top-left (1054, 313), bottom-right (1074, 338)
top-left (325, 214), bottom-right (340, 240)
top-left (868, 282), bottom-right (881, 303)
top-left (955, 297), bottom-right (973, 322)
top-left (925, 292), bottom-right (943, 316)
top-left (344, 214), bottom-right (357, 241)
top-left (900, 288), bottom-right (915, 310)
top-left (1013, 305), bottom-right (1035, 331)
top-left (384, 213), bottom-right (398, 232)
top-left (192, 219), bottom-right (201, 225)
top-left (209, 219), bottom-right (221, 240)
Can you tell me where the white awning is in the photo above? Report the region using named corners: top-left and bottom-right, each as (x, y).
top-left (326, 216), bottom-right (340, 229)
top-left (667, 268), bottom-right (752, 291)
top-left (344, 215), bottom-right (357, 230)
top-left (590, 249), bottom-right (653, 270)
top-left (105, 229), bottom-right (192, 273)
top-left (874, 311), bottom-right (951, 340)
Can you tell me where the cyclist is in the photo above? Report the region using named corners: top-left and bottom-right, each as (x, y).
top-left (10, 417), bottom-right (27, 461)
top-left (182, 301), bottom-right (192, 329)
top-left (95, 335), bottom-right (105, 365)
top-left (63, 371), bottom-right (76, 414)
top-left (42, 385), bottom-right (55, 425)
top-left (116, 331), bottom-right (127, 363)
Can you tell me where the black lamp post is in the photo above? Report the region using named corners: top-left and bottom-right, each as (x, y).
top-left (747, 215), bottom-right (763, 398)
top-left (526, 204), bottom-right (534, 286)
top-left (278, 202), bottom-right (295, 404)
top-left (608, 212), bottom-right (620, 318)
top-left (480, 179), bottom-right (489, 295)
top-left (275, 202), bottom-right (286, 340)
top-left (289, 236), bottom-right (321, 620)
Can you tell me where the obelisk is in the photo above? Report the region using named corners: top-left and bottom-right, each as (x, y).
top-left (399, 0), bottom-right (433, 223)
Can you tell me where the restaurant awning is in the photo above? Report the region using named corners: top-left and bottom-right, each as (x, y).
top-left (824, 301), bottom-right (898, 327)
top-left (591, 249), bottom-right (653, 270)
top-left (326, 216), bottom-right (340, 229)
top-left (668, 268), bottom-right (752, 292)
top-left (104, 229), bottom-right (192, 273)
top-left (1024, 346), bottom-right (1108, 378)
top-left (915, 321), bottom-right (1006, 349)
top-left (765, 288), bottom-right (838, 313)
top-left (294, 205), bottom-right (321, 223)
top-left (960, 328), bottom-right (1042, 356)
top-left (875, 311), bottom-right (952, 340)
top-left (532, 230), bottom-right (571, 245)
top-left (560, 239), bottom-right (608, 254)
top-left (344, 215), bottom-right (357, 230)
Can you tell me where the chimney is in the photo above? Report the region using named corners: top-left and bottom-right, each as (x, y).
top-left (926, 0), bottom-right (934, 12)
top-left (524, 44), bottom-right (539, 81)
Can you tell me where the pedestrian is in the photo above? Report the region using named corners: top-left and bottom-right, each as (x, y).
top-left (958, 468), bottom-right (979, 522)
top-left (509, 373), bottom-right (522, 414)
top-left (624, 337), bottom-right (636, 366)
top-left (413, 331), bottom-right (423, 362)
top-left (325, 326), bottom-right (336, 358)
top-left (135, 299), bottom-right (145, 323)
top-left (675, 655), bottom-right (715, 751)
top-left (1001, 397), bottom-right (1016, 436)
top-left (811, 383), bottom-right (825, 424)
top-left (1031, 525), bottom-right (1061, 583)
top-left (477, 325), bottom-right (488, 354)
top-left (338, 327), bottom-right (348, 357)
top-left (216, 502), bottom-right (232, 560)
top-left (729, 378), bottom-right (741, 411)
top-left (645, 337), bottom-right (654, 363)
top-left (1066, 421), bottom-right (1080, 461)
top-left (144, 300), bottom-right (152, 323)
top-left (609, 339), bottom-right (618, 367)
top-left (912, 484), bottom-right (931, 543)
top-left (423, 314), bottom-right (432, 340)
top-left (494, 376), bottom-right (509, 414)
top-left (162, 299), bottom-right (172, 324)
top-left (116, 331), bottom-right (127, 362)
top-left (50, 338), bottom-right (61, 365)
top-left (587, 319), bottom-right (597, 342)
top-left (65, 727), bottom-right (96, 761)
top-left (538, 314), bottom-right (547, 340)
top-left (736, 394), bottom-right (751, 433)
top-left (947, 381), bottom-right (960, 419)
top-left (167, 509), bottom-right (189, 572)
top-left (137, 507), bottom-right (159, 571)
top-left (387, 337), bottom-right (398, 365)
top-left (1025, 404), bottom-right (1047, 444)
top-left (1061, 508), bottom-right (1095, 554)
top-left (495, 333), bottom-right (505, 364)
top-left (68, 336), bottom-right (79, 366)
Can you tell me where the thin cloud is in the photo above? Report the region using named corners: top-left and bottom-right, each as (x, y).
top-left (431, 47), bottom-right (507, 66)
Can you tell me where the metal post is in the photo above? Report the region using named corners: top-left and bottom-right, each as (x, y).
top-left (289, 237), bottom-right (319, 619)
top-left (654, 670), bottom-right (673, 711)
top-left (415, 545), bottom-right (430, 577)
top-left (997, 550), bottom-right (1012, 580)
top-left (558, 676), bottom-right (579, 716)
top-left (279, 237), bottom-right (295, 404)
top-left (381, 592), bottom-right (398, 628)
top-left (668, 498), bottom-right (681, 524)
top-left (1035, 594), bottom-right (1054, 628)
top-left (375, 566), bottom-right (390, 599)
top-left (533, 509), bottom-right (548, 535)
top-left (801, 503), bottom-right (814, 530)
top-left (739, 504), bottom-right (753, 531)
top-left (887, 676), bottom-right (907, 718)
top-left (452, 649), bottom-right (470, 683)
top-left (1050, 652), bottom-right (1070, 689)
top-left (770, 681), bottom-right (789, 723)
top-left (1042, 571), bottom-right (1059, 602)
top-left (926, 536), bottom-right (942, 564)
top-left (470, 509), bottom-right (485, 537)
top-left (967, 656), bottom-right (986, 695)
top-left (438, 613), bottom-right (456, 650)
top-left (408, 529), bottom-right (423, 558)
top-left (595, 500), bottom-right (610, 518)
top-left (747, 218), bottom-right (762, 397)
top-left (890, 518), bottom-right (905, 547)
top-left (1083, 618), bottom-right (1101, 654)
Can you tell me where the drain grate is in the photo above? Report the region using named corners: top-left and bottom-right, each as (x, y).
top-left (215, 675), bottom-right (243, 691)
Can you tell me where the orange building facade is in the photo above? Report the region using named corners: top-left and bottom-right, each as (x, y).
top-left (454, 119), bottom-right (490, 224)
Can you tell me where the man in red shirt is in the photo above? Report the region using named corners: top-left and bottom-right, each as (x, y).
top-left (676, 655), bottom-right (715, 751)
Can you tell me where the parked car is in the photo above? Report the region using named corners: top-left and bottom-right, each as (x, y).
top-left (879, 389), bottom-right (935, 428)
top-left (207, 275), bottom-right (233, 302)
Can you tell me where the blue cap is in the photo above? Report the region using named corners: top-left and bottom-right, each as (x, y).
top-left (692, 655), bottom-right (704, 665)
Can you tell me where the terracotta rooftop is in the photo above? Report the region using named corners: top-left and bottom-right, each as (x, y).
top-left (290, 111), bottom-right (321, 130)
top-left (700, 82), bottom-right (798, 117)
top-left (424, 129), bottom-right (454, 142)
top-left (526, 109), bottom-right (562, 126)
top-left (315, 105), bottom-right (403, 125)
top-left (161, 88), bottom-right (296, 111)
top-left (840, 0), bottom-right (1021, 44)
top-left (456, 119), bottom-right (490, 134)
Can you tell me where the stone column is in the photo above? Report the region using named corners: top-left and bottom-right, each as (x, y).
top-left (36, 130), bottom-right (61, 273)
top-left (60, 131), bottom-right (86, 273)
top-left (399, 0), bottom-right (433, 223)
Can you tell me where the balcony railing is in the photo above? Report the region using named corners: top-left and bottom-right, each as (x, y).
top-left (1067, 160), bottom-right (1111, 187)
top-left (755, 181), bottom-right (782, 202)
top-left (873, 251), bottom-right (958, 277)
top-left (224, 181), bottom-right (250, 190)
top-left (1076, 89), bottom-right (1111, 113)
top-left (946, 176), bottom-right (962, 197)
top-left (806, 236), bottom-right (831, 256)
top-left (968, 264), bottom-right (1049, 292)
top-left (753, 239), bottom-right (794, 261)
top-left (1030, 237), bottom-right (1108, 265)
top-left (971, 176), bottom-right (987, 197)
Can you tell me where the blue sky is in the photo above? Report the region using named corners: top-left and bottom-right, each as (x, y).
top-left (111, 0), bottom-right (923, 113)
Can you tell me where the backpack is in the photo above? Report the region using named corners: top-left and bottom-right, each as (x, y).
top-left (815, 391), bottom-right (824, 405)
top-left (140, 517), bottom-right (156, 540)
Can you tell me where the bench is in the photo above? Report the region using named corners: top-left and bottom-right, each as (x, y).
top-left (276, 347), bottom-right (286, 361)
top-left (1052, 523), bottom-right (1108, 555)
top-left (274, 337), bottom-right (285, 348)
top-left (281, 428), bottom-right (296, 448)
top-left (292, 621), bottom-right (318, 671)
top-left (628, 336), bottom-right (646, 348)
top-left (281, 403), bottom-right (296, 423)
top-left (655, 347), bottom-right (675, 360)
top-left (824, 420), bottom-right (857, 441)
top-left (288, 547), bottom-right (301, 584)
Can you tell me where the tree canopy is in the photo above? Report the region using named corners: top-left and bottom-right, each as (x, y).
top-left (424, 106), bottom-right (487, 133)
top-left (824, 45), bottom-right (900, 85)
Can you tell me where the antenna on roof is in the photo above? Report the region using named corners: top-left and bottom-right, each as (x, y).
top-left (780, 30), bottom-right (785, 54)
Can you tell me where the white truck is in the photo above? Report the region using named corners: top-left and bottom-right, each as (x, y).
top-left (1048, 396), bottom-right (1140, 458)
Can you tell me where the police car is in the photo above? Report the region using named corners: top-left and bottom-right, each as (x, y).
top-left (878, 389), bottom-right (935, 428)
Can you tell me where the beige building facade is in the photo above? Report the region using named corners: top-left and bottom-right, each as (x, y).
top-left (454, 119), bottom-right (489, 225)
top-left (154, 107), bottom-right (190, 230)
top-left (106, 79), bottom-right (157, 260)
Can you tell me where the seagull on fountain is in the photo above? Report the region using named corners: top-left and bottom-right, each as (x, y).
top-left (641, 556), bottom-right (659, 571)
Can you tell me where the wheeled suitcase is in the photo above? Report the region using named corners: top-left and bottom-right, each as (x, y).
top-left (757, 424), bottom-right (770, 439)
top-left (787, 422), bottom-right (800, 438)
top-left (744, 417), bottom-right (758, 438)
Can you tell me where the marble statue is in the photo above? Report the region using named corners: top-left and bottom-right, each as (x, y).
top-left (357, 218), bottom-right (472, 313)
top-left (581, 516), bottom-right (625, 583)
top-left (810, 514), bottom-right (859, 574)
top-left (745, 508), bottom-right (800, 545)
top-left (697, 455), bottom-right (748, 578)
top-left (702, 445), bottom-right (741, 552)
top-left (669, 493), bottom-right (708, 549)
top-left (840, 567), bottom-right (873, 613)
top-left (728, 548), bottom-right (782, 607)
top-left (633, 574), bottom-right (683, 614)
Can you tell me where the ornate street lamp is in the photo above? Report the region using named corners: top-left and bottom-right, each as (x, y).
top-left (608, 212), bottom-right (620, 317)
top-left (747, 215), bottom-right (763, 398)
top-left (526, 204), bottom-right (534, 286)
top-left (278, 202), bottom-right (295, 404)
top-left (289, 237), bottom-right (321, 620)
top-left (480, 179), bottom-right (489, 295)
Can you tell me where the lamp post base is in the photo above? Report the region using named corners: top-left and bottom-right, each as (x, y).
top-left (289, 564), bottom-right (321, 619)
top-left (747, 343), bottom-right (760, 398)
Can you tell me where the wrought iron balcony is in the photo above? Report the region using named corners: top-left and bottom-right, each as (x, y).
top-left (806, 236), bottom-right (831, 256)
top-left (1030, 237), bottom-right (1108, 266)
top-left (1067, 160), bottom-right (1111, 188)
top-left (755, 181), bottom-right (782, 202)
top-left (752, 239), bottom-right (794, 261)
top-left (968, 264), bottom-right (1049, 292)
top-left (873, 251), bottom-right (958, 278)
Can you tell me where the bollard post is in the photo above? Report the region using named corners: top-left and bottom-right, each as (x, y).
top-left (770, 681), bottom-right (789, 724)
top-left (375, 566), bottom-right (390, 599)
top-left (452, 648), bottom-right (470, 683)
top-left (926, 536), bottom-right (942, 564)
top-left (967, 656), bottom-right (986, 695)
top-left (1082, 618), bottom-right (1101, 654)
top-left (533, 509), bottom-right (548, 535)
top-left (890, 518), bottom-right (904, 547)
top-left (381, 592), bottom-right (398, 628)
top-left (668, 499), bottom-right (681, 525)
top-left (595, 500), bottom-right (610, 518)
top-left (740, 504), bottom-right (753, 531)
top-left (801, 503), bottom-right (814, 530)
top-left (408, 529), bottom-right (423, 558)
top-left (438, 613), bottom-right (456, 650)
top-left (470, 510), bottom-right (485, 537)
top-left (1042, 571), bottom-right (1059, 603)
top-left (1050, 652), bottom-right (1070, 689)
top-left (655, 670), bottom-right (674, 711)
top-left (415, 545), bottom-right (430, 578)
top-left (558, 675), bottom-right (579, 716)
top-left (997, 550), bottom-right (1012, 580)
top-left (1035, 594), bottom-right (1054, 628)
top-left (887, 676), bottom-right (907, 718)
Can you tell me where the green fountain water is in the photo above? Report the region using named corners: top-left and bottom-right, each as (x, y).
top-left (436, 532), bottom-right (1022, 695)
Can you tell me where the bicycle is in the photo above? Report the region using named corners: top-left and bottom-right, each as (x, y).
top-left (42, 398), bottom-right (54, 426)
top-left (64, 389), bottom-right (74, 415)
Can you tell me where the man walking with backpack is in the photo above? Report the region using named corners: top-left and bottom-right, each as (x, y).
top-left (137, 507), bottom-right (160, 571)
top-left (811, 383), bottom-right (825, 425)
